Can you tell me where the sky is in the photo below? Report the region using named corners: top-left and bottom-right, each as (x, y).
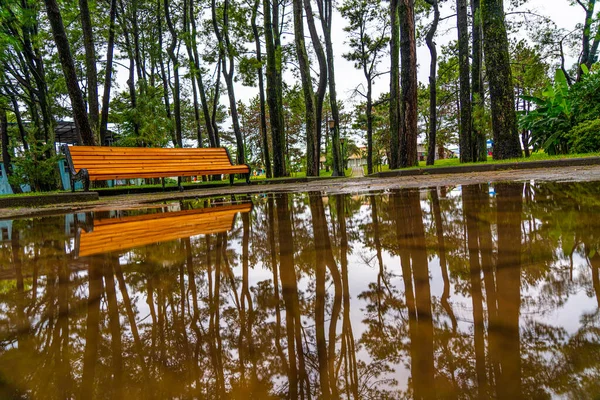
top-left (109, 0), bottom-right (585, 144)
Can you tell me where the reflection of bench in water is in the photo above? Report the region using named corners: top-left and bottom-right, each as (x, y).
top-left (77, 202), bottom-right (252, 257)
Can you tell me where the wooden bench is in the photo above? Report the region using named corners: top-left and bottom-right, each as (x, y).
top-left (61, 145), bottom-right (250, 191)
top-left (76, 202), bottom-right (253, 257)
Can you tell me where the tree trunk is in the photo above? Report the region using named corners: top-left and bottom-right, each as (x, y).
top-left (183, 0), bottom-right (203, 148)
top-left (577, 0), bottom-right (598, 81)
top-left (78, 0), bottom-right (99, 134)
top-left (118, 0), bottom-right (141, 141)
top-left (366, 81), bottom-right (374, 174)
top-left (43, 0), bottom-right (96, 145)
top-left (320, 0), bottom-right (343, 176)
top-left (264, 0), bottom-right (286, 176)
top-left (457, 0), bottom-right (473, 163)
top-left (100, 0), bottom-right (118, 145)
top-left (212, 0), bottom-right (245, 164)
top-left (399, 0), bottom-right (418, 167)
top-left (156, 0), bottom-right (175, 144)
top-left (1, 105), bottom-right (22, 194)
top-left (164, 0), bottom-right (183, 147)
top-left (251, 0), bottom-right (272, 177)
top-left (481, 0), bottom-right (521, 159)
top-left (389, 0), bottom-right (401, 169)
top-left (190, 0), bottom-right (217, 148)
top-left (304, 0), bottom-right (328, 176)
top-left (425, 0), bottom-right (439, 166)
top-left (471, 0), bottom-right (487, 161)
top-left (293, 0), bottom-right (318, 177)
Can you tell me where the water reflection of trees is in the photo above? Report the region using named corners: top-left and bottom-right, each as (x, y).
top-left (0, 183), bottom-right (599, 398)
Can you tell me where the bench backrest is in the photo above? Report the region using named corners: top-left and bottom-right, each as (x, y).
top-left (67, 146), bottom-right (248, 180)
top-left (78, 202), bottom-right (253, 257)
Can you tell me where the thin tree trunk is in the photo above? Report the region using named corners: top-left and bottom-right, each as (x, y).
top-left (425, 0), bottom-right (439, 166)
top-left (78, 0), bottom-right (99, 134)
top-left (190, 0), bottom-right (217, 148)
top-left (251, 0), bottom-right (272, 177)
top-left (100, 0), bottom-right (117, 145)
top-left (212, 0), bottom-right (245, 164)
top-left (1, 105), bottom-right (22, 193)
top-left (319, 0), bottom-right (343, 176)
top-left (264, 0), bottom-right (286, 176)
top-left (156, 0), bottom-right (175, 144)
top-left (164, 0), bottom-right (183, 147)
top-left (293, 0), bottom-right (318, 177)
top-left (183, 0), bottom-right (203, 148)
top-left (458, 0), bottom-right (472, 163)
top-left (304, 0), bottom-right (328, 176)
top-left (472, 0), bottom-right (487, 161)
top-left (43, 0), bottom-right (96, 145)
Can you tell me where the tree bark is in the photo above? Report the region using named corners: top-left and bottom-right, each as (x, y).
top-left (78, 0), bottom-right (99, 134)
top-left (320, 0), bottom-right (343, 176)
top-left (471, 0), bottom-right (487, 161)
top-left (389, 0), bottom-right (401, 169)
top-left (457, 0), bottom-right (473, 163)
top-left (190, 0), bottom-right (217, 148)
top-left (425, 0), bottom-right (439, 166)
top-left (305, 0), bottom-right (328, 176)
top-left (399, 0), bottom-right (418, 167)
top-left (293, 0), bottom-right (318, 177)
top-left (43, 0), bottom-right (96, 145)
top-left (164, 0), bottom-right (183, 147)
top-left (481, 0), bottom-right (521, 159)
top-left (251, 0), bottom-right (272, 177)
top-left (264, 0), bottom-right (286, 176)
top-left (1, 105), bottom-right (22, 194)
top-left (100, 0), bottom-right (117, 145)
top-left (212, 0), bottom-right (245, 164)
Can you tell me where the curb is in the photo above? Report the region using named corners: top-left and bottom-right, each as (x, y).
top-left (370, 157), bottom-right (600, 178)
top-left (0, 192), bottom-right (99, 209)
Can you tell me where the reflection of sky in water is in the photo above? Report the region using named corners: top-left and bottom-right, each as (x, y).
top-left (1, 181), bottom-right (600, 398)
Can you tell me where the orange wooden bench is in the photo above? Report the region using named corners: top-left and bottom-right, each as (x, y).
top-left (61, 145), bottom-right (250, 191)
top-left (76, 202), bottom-right (252, 257)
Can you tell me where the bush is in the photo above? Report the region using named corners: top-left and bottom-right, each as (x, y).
top-left (567, 118), bottom-right (600, 153)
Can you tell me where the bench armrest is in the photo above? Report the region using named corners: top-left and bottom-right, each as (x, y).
top-left (61, 144), bottom-right (90, 192)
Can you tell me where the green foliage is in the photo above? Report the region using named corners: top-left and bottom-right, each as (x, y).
top-left (520, 69), bottom-right (573, 154)
top-left (9, 141), bottom-right (60, 192)
top-left (567, 118), bottom-right (600, 153)
top-left (520, 69), bottom-right (600, 154)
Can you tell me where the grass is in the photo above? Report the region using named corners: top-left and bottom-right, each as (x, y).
top-left (0, 190), bottom-right (65, 199)
top-left (364, 152), bottom-right (600, 175)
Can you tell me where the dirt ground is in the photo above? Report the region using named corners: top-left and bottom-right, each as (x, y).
top-left (3, 164), bottom-right (600, 220)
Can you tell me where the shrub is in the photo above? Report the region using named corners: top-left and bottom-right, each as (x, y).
top-left (567, 118), bottom-right (600, 154)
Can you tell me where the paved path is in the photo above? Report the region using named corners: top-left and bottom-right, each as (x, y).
top-left (351, 167), bottom-right (364, 177)
top-left (2, 164), bottom-right (600, 220)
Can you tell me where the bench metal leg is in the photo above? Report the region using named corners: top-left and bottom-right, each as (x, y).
top-left (246, 173), bottom-right (251, 184)
top-left (229, 174), bottom-right (235, 185)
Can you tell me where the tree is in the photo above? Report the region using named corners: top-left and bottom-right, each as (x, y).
top-left (389, 0), bottom-right (401, 169)
top-left (457, 0), bottom-right (473, 162)
top-left (43, 0), bottom-right (96, 146)
top-left (292, 0), bottom-right (318, 176)
top-left (481, 0), bottom-right (521, 159)
top-left (399, 0), bottom-right (418, 167)
top-left (340, 0), bottom-right (389, 175)
top-left (424, 0), bottom-right (440, 166)
top-left (264, 0), bottom-right (287, 177)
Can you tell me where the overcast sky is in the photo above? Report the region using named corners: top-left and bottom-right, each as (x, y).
top-left (108, 0), bottom-right (585, 143)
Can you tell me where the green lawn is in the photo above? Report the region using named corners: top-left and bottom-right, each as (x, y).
top-left (364, 152), bottom-right (600, 175)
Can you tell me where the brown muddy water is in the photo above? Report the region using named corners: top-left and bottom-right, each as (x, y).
top-left (1, 181), bottom-right (599, 399)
